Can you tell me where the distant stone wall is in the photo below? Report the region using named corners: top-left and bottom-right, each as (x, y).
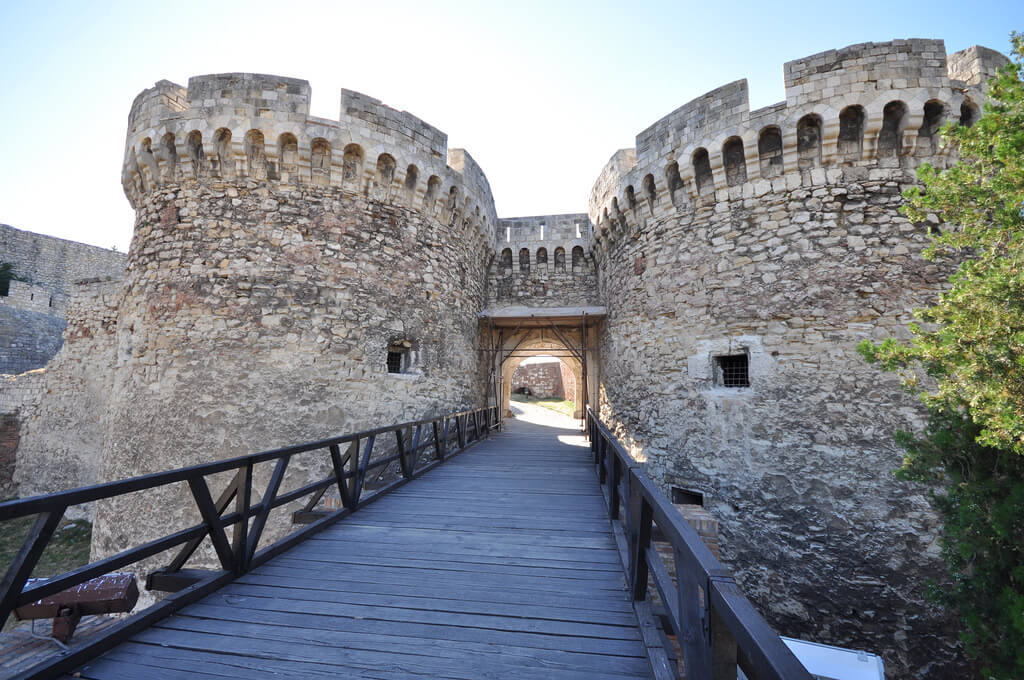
top-left (0, 224), bottom-right (126, 304)
top-left (0, 224), bottom-right (125, 374)
top-left (488, 214), bottom-right (599, 308)
top-left (0, 306), bottom-right (66, 375)
top-left (512, 362), bottom-right (566, 399)
top-left (12, 280), bottom-right (122, 513)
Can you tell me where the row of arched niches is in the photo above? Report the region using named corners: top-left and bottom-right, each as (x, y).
top-left (595, 94), bottom-right (981, 232)
top-left (496, 246), bottom-right (589, 277)
top-left (123, 129), bottom-right (495, 243)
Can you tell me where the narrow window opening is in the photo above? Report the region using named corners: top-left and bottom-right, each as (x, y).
top-left (722, 137), bottom-right (747, 186)
top-left (571, 246), bottom-right (584, 274)
top-left (505, 226), bottom-right (511, 242)
top-left (386, 348), bottom-right (406, 374)
top-left (714, 353), bottom-right (749, 388)
top-left (758, 127), bottom-right (783, 178)
top-left (574, 222), bottom-right (581, 239)
top-left (838, 106), bottom-right (865, 161)
top-left (671, 487), bottom-right (704, 506)
top-left (878, 101), bottom-right (908, 157)
top-left (692, 149), bottom-right (713, 196)
top-left (960, 100), bottom-right (979, 127)
top-left (519, 248), bottom-right (530, 275)
top-left (539, 222), bottom-right (545, 240)
top-left (797, 115), bottom-right (822, 169)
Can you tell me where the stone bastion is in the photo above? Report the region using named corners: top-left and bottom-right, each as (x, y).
top-left (586, 40), bottom-right (1007, 677)
top-left (85, 73), bottom-right (502, 584)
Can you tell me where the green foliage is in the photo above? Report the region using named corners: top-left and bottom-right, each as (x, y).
top-left (860, 34), bottom-right (1024, 679)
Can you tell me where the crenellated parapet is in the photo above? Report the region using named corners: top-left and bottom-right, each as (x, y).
top-left (122, 73), bottom-right (498, 247)
top-left (487, 214), bottom-right (599, 308)
top-left (588, 39), bottom-right (1008, 239)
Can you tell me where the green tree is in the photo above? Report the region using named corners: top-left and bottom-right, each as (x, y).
top-left (859, 33), bottom-right (1024, 678)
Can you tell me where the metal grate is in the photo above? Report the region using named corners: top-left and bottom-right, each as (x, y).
top-left (386, 351), bottom-right (403, 374)
top-left (715, 354), bottom-right (749, 388)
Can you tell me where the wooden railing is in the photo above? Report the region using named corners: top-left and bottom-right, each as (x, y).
top-left (586, 407), bottom-right (812, 680)
top-left (0, 405), bottom-right (499, 680)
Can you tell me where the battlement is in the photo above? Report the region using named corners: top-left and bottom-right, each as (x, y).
top-left (489, 214), bottom-right (598, 309)
top-left (497, 214), bottom-right (592, 248)
top-left (589, 38), bottom-right (1009, 232)
top-left (123, 74), bottom-right (498, 246)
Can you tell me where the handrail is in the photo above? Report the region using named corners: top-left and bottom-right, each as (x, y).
top-left (586, 407), bottom-right (812, 680)
top-left (0, 404), bottom-right (500, 680)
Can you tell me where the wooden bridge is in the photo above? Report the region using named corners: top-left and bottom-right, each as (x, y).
top-left (0, 406), bottom-right (812, 680)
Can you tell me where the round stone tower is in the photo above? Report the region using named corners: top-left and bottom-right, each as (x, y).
top-left (588, 41), bottom-right (1008, 678)
top-left (96, 74), bottom-right (496, 573)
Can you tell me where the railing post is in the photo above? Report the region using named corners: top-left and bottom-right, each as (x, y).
top-left (409, 424), bottom-right (422, 475)
top-left (353, 435), bottom-right (375, 503)
top-left (602, 446), bottom-right (618, 516)
top-left (188, 477), bottom-right (236, 571)
top-left (433, 421), bottom-right (444, 461)
top-left (396, 427), bottom-right (411, 479)
top-left (676, 545), bottom-right (712, 680)
top-left (233, 462), bottom-right (252, 573)
top-left (710, 602), bottom-right (739, 680)
top-left (439, 419), bottom-right (449, 461)
top-left (628, 475), bottom-right (653, 602)
top-left (0, 508), bottom-right (64, 624)
top-left (330, 443), bottom-right (354, 510)
top-left (245, 457), bottom-right (290, 562)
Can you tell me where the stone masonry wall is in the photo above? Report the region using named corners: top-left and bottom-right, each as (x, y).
top-left (11, 279), bottom-right (122, 513)
top-left (0, 224), bottom-right (126, 374)
top-left (0, 305), bottom-right (66, 375)
top-left (76, 73), bottom-right (497, 591)
top-left (488, 214), bottom-right (599, 308)
top-left (0, 223), bottom-right (126, 312)
top-left (588, 40), bottom-right (1007, 679)
top-left (511, 362), bottom-right (566, 399)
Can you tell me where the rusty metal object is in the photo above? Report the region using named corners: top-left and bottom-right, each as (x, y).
top-left (13, 573), bottom-right (138, 642)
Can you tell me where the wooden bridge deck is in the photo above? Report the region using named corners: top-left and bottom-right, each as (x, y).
top-left (65, 412), bottom-right (654, 679)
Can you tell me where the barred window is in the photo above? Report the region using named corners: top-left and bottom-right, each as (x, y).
top-left (386, 350), bottom-right (405, 374)
top-left (714, 354), bottom-right (749, 388)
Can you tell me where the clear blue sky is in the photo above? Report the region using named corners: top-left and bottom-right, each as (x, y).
top-left (0, 0), bottom-right (1020, 251)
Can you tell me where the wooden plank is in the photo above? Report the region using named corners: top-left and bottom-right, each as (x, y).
top-left (126, 628), bottom-right (649, 680)
top-left (62, 415), bottom-right (652, 679)
top-left (149, 617), bottom-right (652, 676)
top-left (233, 572), bottom-right (635, 613)
top-left (177, 592), bottom-right (642, 639)
top-left (215, 581), bottom-right (639, 625)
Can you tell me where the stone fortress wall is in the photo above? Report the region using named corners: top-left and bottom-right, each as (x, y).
top-left (587, 40), bottom-right (1008, 678)
top-left (6, 38), bottom-right (1012, 678)
top-left (10, 279), bottom-right (122, 509)
top-left (0, 224), bottom-right (126, 375)
top-left (487, 213), bottom-right (599, 308)
top-left (93, 73), bottom-right (500, 576)
top-left (511, 361), bottom-right (572, 400)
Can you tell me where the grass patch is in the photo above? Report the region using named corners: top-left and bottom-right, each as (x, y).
top-left (0, 512), bottom-right (92, 631)
top-left (0, 514), bottom-right (92, 579)
top-left (511, 393), bottom-right (577, 418)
